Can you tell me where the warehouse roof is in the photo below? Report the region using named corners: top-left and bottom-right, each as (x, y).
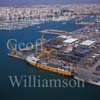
top-left (58, 35), bottom-right (67, 38)
top-left (80, 40), bottom-right (96, 46)
top-left (63, 38), bottom-right (78, 43)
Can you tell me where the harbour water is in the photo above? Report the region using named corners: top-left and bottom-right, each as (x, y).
top-left (0, 20), bottom-right (100, 99)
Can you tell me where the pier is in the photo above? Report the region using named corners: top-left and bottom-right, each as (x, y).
top-left (40, 29), bottom-right (70, 35)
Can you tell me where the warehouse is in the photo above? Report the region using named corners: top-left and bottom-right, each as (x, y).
top-left (63, 38), bottom-right (78, 45)
top-left (80, 40), bottom-right (96, 47)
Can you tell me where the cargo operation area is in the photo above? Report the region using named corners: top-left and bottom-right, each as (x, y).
top-left (8, 19), bottom-right (100, 86)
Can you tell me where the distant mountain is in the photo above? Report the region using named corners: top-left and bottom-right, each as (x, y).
top-left (0, 0), bottom-right (100, 6)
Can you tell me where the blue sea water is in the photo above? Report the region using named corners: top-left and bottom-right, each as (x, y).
top-left (0, 20), bottom-right (100, 99)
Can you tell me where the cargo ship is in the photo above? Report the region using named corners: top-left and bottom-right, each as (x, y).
top-left (26, 55), bottom-right (72, 76)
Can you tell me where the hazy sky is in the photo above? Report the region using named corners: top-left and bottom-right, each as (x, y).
top-left (0, 0), bottom-right (100, 6)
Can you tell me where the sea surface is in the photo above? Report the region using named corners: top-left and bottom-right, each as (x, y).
top-left (0, 20), bottom-right (100, 99)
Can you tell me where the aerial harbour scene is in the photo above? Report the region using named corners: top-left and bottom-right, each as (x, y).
top-left (0, 0), bottom-right (100, 99)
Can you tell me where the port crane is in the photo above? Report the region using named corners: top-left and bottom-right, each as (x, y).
top-left (36, 48), bottom-right (55, 59)
top-left (36, 32), bottom-right (55, 59)
top-left (9, 42), bottom-right (23, 57)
